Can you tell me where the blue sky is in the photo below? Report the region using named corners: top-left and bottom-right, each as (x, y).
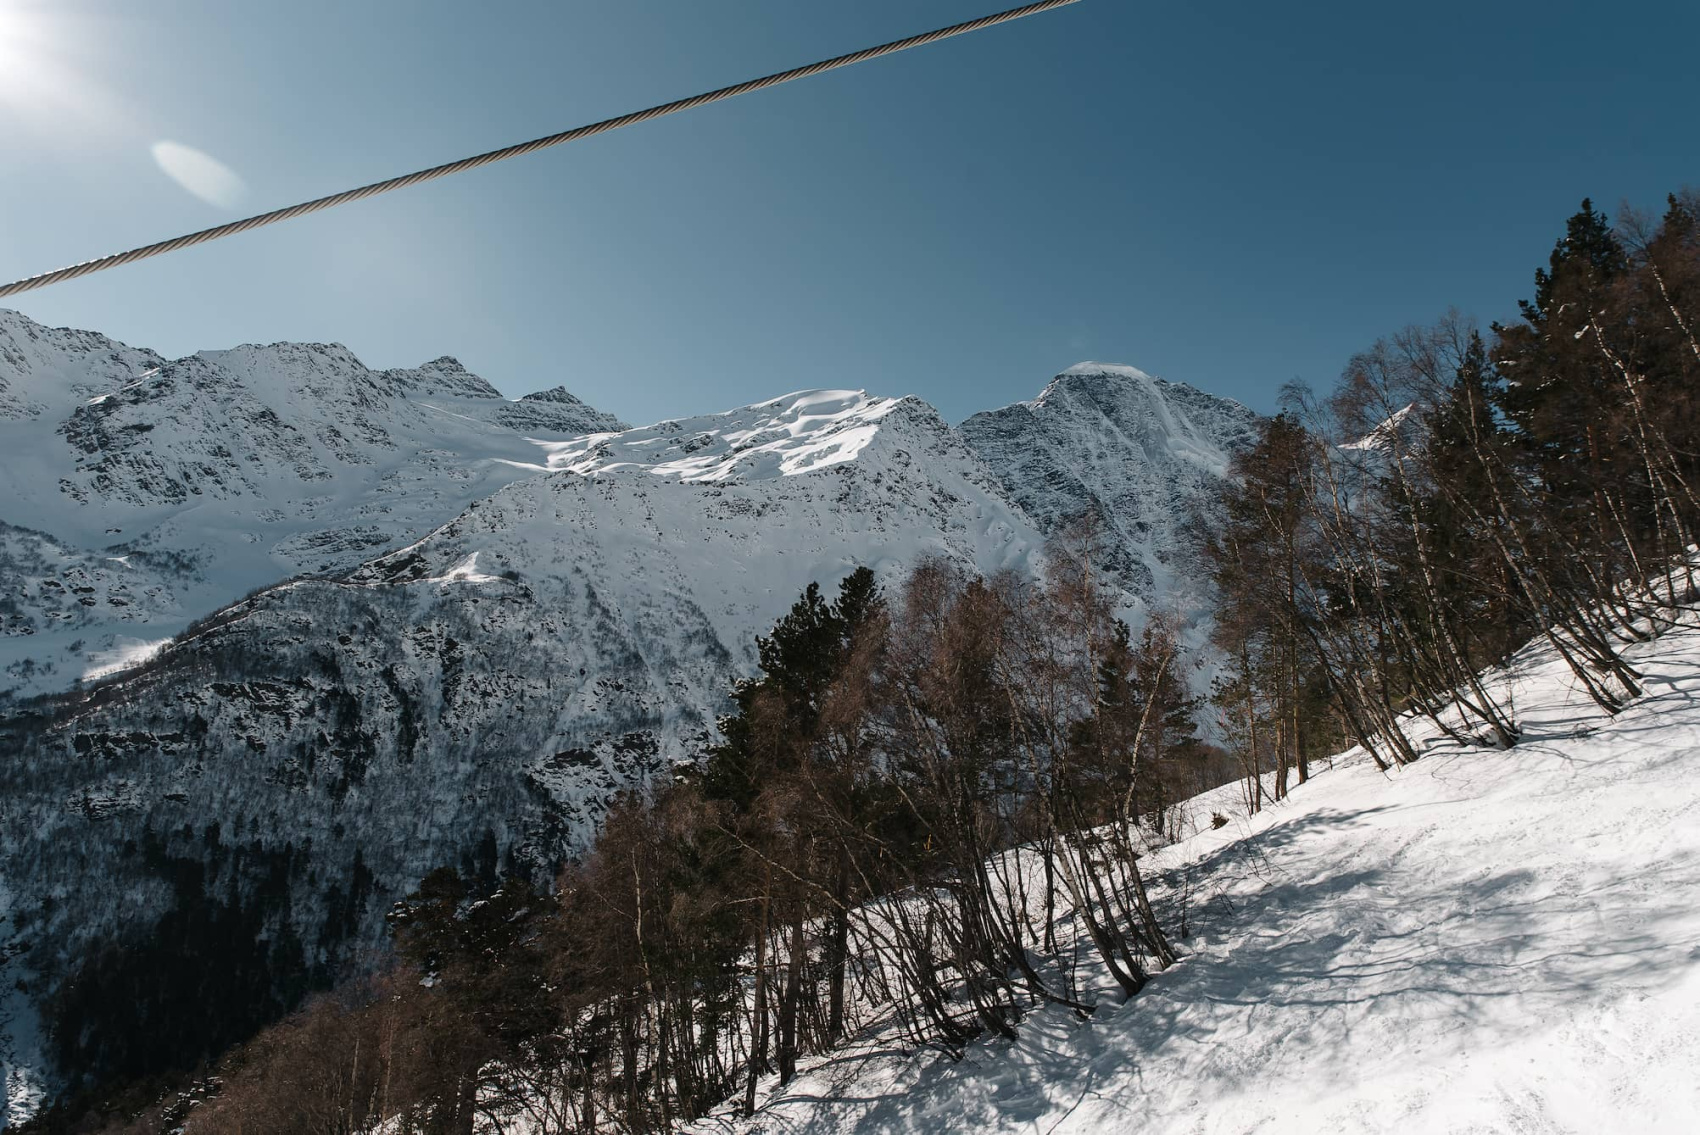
top-left (1, 0), bottom-right (1695, 425)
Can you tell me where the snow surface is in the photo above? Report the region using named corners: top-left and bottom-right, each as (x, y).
top-left (689, 618), bottom-right (1700, 1134)
top-left (80, 636), bottom-right (172, 683)
top-left (534, 390), bottom-right (903, 483)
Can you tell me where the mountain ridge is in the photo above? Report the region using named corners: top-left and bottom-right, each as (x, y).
top-left (962, 361), bottom-right (1260, 613)
top-left (0, 308), bottom-right (628, 699)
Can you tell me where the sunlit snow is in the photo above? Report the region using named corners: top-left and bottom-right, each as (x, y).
top-left (421, 551), bottom-right (501, 585)
top-left (689, 616), bottom-right (1700, 1135)
top-left (81, 636), bottom-right (170, 683)
top-left (534, 390), bottom-right (902, 483)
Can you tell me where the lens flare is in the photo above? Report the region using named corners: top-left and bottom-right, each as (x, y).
top-left (151, 140), bottom-right (248, 209)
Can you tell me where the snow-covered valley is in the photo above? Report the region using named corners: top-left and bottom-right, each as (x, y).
top-left (692, 616), bottom-right (1700, 1135)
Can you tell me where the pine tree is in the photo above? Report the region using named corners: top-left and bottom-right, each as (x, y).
top-left (701, 568), bottom-right (879, 808)
top-left (1497, 198), bottom-right (1630, 524)
top-left (1519, 197), bottom-right (1627, 325)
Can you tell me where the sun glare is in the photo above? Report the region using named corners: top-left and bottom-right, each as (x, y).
top-left (0, 0), bottom-right (110, 126)
top-left (0, 2), bottom-right (51, 97)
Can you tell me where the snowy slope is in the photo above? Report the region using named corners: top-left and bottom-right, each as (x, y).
top-left (694, 618), bottom-right (1700, 1134)
top-left (3, 389), bottom-right (1043, 854)
top-left (0, 308), bottom-right (625, 699)
top-left (960, 363), bottom-right (1259, 613)
top-left (534, 388), bottom-right (904, 482)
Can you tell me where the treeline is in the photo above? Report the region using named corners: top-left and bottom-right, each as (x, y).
top-left (1201, 193), bottom-right (1698, 791)
top-left (169, 548), bottom-right (1210, 1134)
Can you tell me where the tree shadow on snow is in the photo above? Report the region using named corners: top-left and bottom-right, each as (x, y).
top-left (769, 798), bottom-right (1699, 1131)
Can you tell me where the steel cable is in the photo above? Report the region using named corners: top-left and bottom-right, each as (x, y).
top-left (0, 0), bottom-right (1082, 300)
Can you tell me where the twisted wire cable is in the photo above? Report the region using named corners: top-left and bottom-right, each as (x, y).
top-left (0, 0), bottom-right (1082, 300)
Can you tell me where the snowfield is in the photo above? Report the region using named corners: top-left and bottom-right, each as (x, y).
top-left (534, 389), bottom-right (905, 483)
top-left (690, 617), bottom-right (1700, 1134)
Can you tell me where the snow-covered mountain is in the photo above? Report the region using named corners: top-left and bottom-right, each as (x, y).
top-left (0, 308), bottom-right (626, 699)
top-left (0, 318), bottom-right (1264, 1115)
top-left (960, 363), bottom-right (1259, 614)
top-left (0, 389), bottom-right (1052, 1079)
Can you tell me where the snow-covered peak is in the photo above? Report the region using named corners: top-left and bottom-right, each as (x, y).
top-left (962, 364), bottom-right (1260, 613)
top-left (1340, 402), bottom-right (1417, 454)
top-left (521, 384), bottom-right (589, 403)
top-left (1015, 364), bottom-right (1252, 475)
top-left (535, 389), bottom-right (908, 483)
top-left (397, 355), bottom-right (504, 399)
top-left (0, 308), bottom-right (165, 419)
top-left (504, 385), bottom-right (630, 435)
top-left (1056, 360), bottom-right (1157, 381)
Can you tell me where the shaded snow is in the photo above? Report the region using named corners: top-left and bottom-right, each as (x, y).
top-left (693, 619), bottom-right (1700, 1134)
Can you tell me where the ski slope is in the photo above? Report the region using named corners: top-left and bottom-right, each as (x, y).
top-left (696, 617), bottom-right (1700, 1134)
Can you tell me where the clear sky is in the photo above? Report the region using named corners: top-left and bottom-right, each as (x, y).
top-left (1, 0), bottom-right (1695, 426)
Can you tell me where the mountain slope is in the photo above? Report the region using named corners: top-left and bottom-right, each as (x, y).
top-left (688, 616), bottom-right (1700, 1134)
top-left (1, 318), bottom-right (1263, 1120)
top-left (0, 308), bottom-right (625, 699)
top-left (960, 363), bottom-right (1258, 612)
top-left (0, 391), bottom-right (1050, 1097)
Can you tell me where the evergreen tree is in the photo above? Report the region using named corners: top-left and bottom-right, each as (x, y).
top-left (701, 567), bottom-right (879, 808)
